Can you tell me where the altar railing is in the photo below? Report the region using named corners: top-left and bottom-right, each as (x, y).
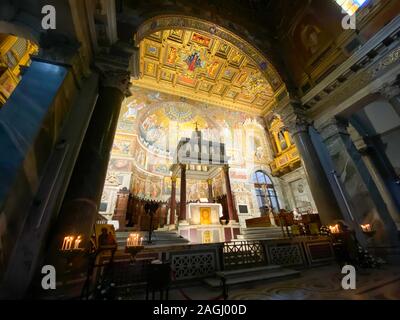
top-left (223, 241), bottom-right (266, 270)
top-left (93, 236), bottom-right (334, 294)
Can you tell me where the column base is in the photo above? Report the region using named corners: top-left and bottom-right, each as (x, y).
top-left (167, 224), bottom-right (177, 230)
top-left (178, 220), bottom-right (189, 226)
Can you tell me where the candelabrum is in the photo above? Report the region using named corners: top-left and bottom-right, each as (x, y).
top-left (59, 234), bottom-right (118, 299)
top-left (59, 235), bottom-right (86, 269)
top-left (125, 233), bottom-right (145, 261)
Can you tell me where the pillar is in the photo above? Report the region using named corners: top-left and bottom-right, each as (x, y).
top-left (169, 176), bottom-right (177, 225)
top-left (223, 165), bottom-right (236, 222)
top-left (47, 70), bottom-right (130, 264)
top-left (179, 164), bottom-right (187, 221)
top-left (276, 102), bottom-right (342, 225)
top-left (318, 117), bottom-right (399, 247)
top-left (207, 178), bottom-right (213, 203)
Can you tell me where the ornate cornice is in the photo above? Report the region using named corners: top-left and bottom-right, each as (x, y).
top-left (311, 44), bottom-right (400, 123)
top-left (302, 16), bottom-right (400, 105)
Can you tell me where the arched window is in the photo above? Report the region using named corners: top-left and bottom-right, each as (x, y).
top-left (252, 170), bottom-right (280, 214)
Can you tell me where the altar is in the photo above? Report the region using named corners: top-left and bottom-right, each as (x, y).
top-left (178, 202), bottom-right (225, 243)
top-left (170, 125), bottom-right (240, 243)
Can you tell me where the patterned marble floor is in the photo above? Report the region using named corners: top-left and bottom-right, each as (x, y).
top-left (125, 264), bottom-right (400, 300)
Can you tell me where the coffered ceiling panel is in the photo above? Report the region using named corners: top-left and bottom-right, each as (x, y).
top-left (132, 28), bottom-right (280, 114)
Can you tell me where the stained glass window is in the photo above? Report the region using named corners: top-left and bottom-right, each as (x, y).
top-left (334, 0), bottom-right (368, 16)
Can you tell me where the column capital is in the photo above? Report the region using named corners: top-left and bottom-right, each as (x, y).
top-left (347, 124), bottom-right (369, 154)
top-left (171, 176), bottom-right (177, 183)
top-left (274, 99), bottom-right (310, 136)
top-left (207, 178), bottom-right (213, 185)
top-left (316, 117), bottom-right (350, 142)
top-left (179, 163), bottom-right (186, 171)
top-left (222, 164), bottom-right (230, 173)
top-left (94, 42), bottom-right (139, 96)
top-left (378, 80), bottom-right (400, 100)
top-left (99, 70), bottom-right (130, 96)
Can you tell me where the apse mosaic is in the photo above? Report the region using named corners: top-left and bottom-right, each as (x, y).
top-left (134, 28), bottom-right (277, 113)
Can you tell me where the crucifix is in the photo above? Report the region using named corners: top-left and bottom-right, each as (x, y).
top-left (194, 121), bottom-right (199, 131)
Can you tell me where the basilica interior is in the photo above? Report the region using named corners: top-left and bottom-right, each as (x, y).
top-left (0, 0), bottom-right (400, 301)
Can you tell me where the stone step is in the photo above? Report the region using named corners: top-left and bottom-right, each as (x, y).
top-left (240, 227), bottom-right (286, 234)
top-left (236, 233), bottom-right (286, 239)
top-left (239, 230), bottom-right (284, 236)
top-left (203, 267), bottom-right (300, 288)
top-left (217, 265), bottom-right (282, 276)
top-left (237, 226), bottom-right (288, 240)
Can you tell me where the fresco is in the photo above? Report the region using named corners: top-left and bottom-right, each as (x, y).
top-left (104, 86), bottom-right (273, 207)
top-left (187, 180), bottom-right (209, 201)
top-left (109, 159), bottom-right (132, 172)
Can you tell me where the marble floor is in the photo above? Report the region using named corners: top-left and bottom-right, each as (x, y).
top-left (125, 264), bottom-right (400, 300)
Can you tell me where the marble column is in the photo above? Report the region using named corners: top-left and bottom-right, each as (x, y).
top-left (169, 176), bottom-right (177, 226)
top-left (179, 164), bottom-right (187, 221)
top-left (276, 102), bottom-right (342, 225)
top-left (223, 165), bottom-right (236, 222)
top-left (349, 125), bottom-right (400, 230)
top-left (318, 117), bottom-right (399, 247)
top-left (207, 178), bottom-right (214, 203)
top-left (47, 71), bottom-right (130, 263)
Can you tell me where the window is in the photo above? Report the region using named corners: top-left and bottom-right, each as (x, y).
top-left (334, 0), bottom-right (368, 16)
top-left (252, 170), bottom-right (280, 214)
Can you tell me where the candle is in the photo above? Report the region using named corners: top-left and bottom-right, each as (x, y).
top-left (328, 224), bottom-right (340, 234)
top-left (361, 224), bottom-right (371, 232)
top-left (127, 233), bottom-right (142, 247)
top-left (74, 235), bottom-right (82, 249)
top-left (61, 236), bottom-right (74, 250)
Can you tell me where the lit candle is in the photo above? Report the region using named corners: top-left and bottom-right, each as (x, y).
top-left (62, 236), bottom-right (74, 250)
top-left (127, 233), bottom-right (143, 247)
top-left (74, 235), bottom-right (82, 249)
top-left (328, 224), bottom-right (340, 234)
top-left (361, 224), bottom-right (371, 232)
top-left (62, 237), bottom-right (68, 250)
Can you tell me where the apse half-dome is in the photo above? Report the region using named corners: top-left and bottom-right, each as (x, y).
top-left (138, 101), bottom-right (215, 156)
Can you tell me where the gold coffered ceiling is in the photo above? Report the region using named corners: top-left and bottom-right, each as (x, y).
top-left (132, 28), bottom-right (280, 115)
